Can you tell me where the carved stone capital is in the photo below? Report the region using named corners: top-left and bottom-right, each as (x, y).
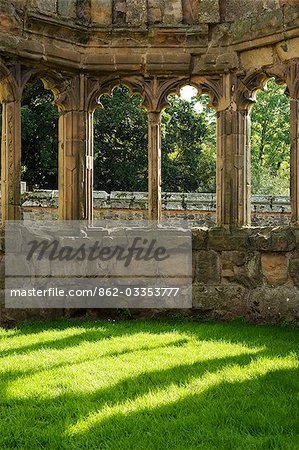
top-left (148, 111), bottom-right (161, 125)
top-left (42, 73), bottom-right (100, 113)
top-left (139, 76), bottom-right (188, 112)
top-left (0, 61), bottom-right (34, 103)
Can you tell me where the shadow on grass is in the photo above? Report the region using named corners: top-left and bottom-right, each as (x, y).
top-left (1, 318), bottom-right (297, 358)
top-left (70, 366), bottom-right (299, 450)
top-left (0, 319), bottom-right (298, 449)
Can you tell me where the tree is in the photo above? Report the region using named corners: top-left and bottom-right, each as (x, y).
top-left (1, 79), bottom-right (290, 196)
top-left (93, 87), bottom-right (148, 192)
top-left (161, 95), bottom-right (216, 192)
top-left (20, 79), bottom-right (59, 190)
top-left (251, 79), bottom-right (290, 195)
top-left (93, 86), bottom-right (216, 193)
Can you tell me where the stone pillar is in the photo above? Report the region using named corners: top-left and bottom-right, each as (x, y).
top-left (290, 97), bottom-right (299, 226)
top-left (137, 76), bottom-right (186, 221)
top-left (56, 74), bottom-right (93, 221)
top-left (216, 108), bottom-right (251, 227)
top-left (148, 111), bottom-right (162, 221)
top-left (85, 111), bottom-right (94, 222)
top-left (0, 63), bottom-right (29, 223)
top-left (1, 99), bottom-right (21, 221)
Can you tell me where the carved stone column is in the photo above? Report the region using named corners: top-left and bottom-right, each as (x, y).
top-left (54, 74), bottom-right (95, 221)
top-left (215, 74), bottom-right (252, 228)
top-left (137, 76), bottom-right (187, 221)
top-left (0, 63), bottom-right (32, 222)
top-left (216, 108), bottom-right (251, 227)
top-left (148, 111), bottom-right (162, 221)
top-left (287, 64), bottom-right (299, 226)
top-left (1, 100), bottom-right (21, 221)
top-left (290, 98), bottom-right (299, 226)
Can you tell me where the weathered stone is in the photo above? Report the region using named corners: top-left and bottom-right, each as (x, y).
top-left (240, 47), bottom-right (274, 70)
top-left (221, 251), bottom-right (262, 288)
top-left (58, 0), bottom-right (76, 18)
top-left (113, 0), bottom-right (126, 24)
top-left (216, 51), bottom-right (238, 70)
top-left (280, 0), bottom-right (299, 5)
top-left (223, 0), bottom-right (280, 22)
top-left (261, 253), bottom-right (289, 286)
top-left (283, 5), bottom-right (299, 28)
top-left (289, 255), bottom-right (299, 287)
top-left (148, 0), bottom-right (163, 23)
top-left (192, 228), bottom-right (208, 250)
top-left (76, 0), bottom-right (91, 24)
top-left (31, 0), bottom-right (57, 14)
top-left (208, 228), bottom-right (248, 251)
top-left (193, 284), bottom-right (249, 319)
top-left (164, 0), bottom-right (183, 24)
top-left (248, 286), bottom-right (299, 322)
top-left (90, 0), bottom-right (112, 24)
top-left (276, 37), bottom-right (299, 62)
top-left (182, 0), bottom-right (198, 24)
top-left (249, 228), bottom-right (296, 252)
top-left (193, 250), bottom-right (220, 283)
top-left (198, 0), bottom-right (220, 23)
top-left (125, 0), bottom-right (147, 26)
top-left (1, 0), bottom-right (299, 325)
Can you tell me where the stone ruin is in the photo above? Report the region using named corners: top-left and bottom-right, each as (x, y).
top-left (0, 0), bottom-right (299, 322)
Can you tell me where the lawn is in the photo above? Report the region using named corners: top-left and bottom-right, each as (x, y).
top-left (0, 319), bottom-right (298, 450)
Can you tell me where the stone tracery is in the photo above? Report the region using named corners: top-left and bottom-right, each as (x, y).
top-left (0, 0), bottom-right (298, 225)
top-left (0, 0), bottom-right (299, 322)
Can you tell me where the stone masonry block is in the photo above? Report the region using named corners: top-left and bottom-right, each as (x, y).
top-left (248, 286), bottom-right (299, 322)
top-left (199, 0), bottom-right (220, 23)
top-left (91, 0), bottom-right (112, 25)
top-left (249, 228), bottom-right (296, 252)
top-left (126, 0), bottom-right (147, 26)
top-left (192, 284), bottom-right (249, 320)
top-left (148, 0), bottom-right (163, 23)
top-left (193, 250), bottom-right (220, 284)
top-left (261, 253), bottom-right (289, 286)
top-left (192, 229), bottom-right (208, 250)
top-left (208, 228), bottom-right (249, 251)
top-left (58, 0), bottom-right (76, 18)
top-left (164, 0), bottom-right (183, 24)
top-left (221, 251), bottom-right (262, 288)
top-left (31, 0), bottom-right (57, 14)
top-left (182, 0), bottom-right (198, 24)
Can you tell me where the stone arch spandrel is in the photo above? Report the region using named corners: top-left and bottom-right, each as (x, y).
top-left (0, 61), bottom-right (35, 103)
top-left (0, 63), bottom-right (18, 103)
top-left (237, 67), bottom-right (288, 110)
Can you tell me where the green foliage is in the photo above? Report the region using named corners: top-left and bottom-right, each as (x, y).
top-left (251, 79), bottom-right (290, 195)
top-left (94, 87), bottom-right (216, 193)
top-left (93, 88), bottom-right (148, 192)
top-left (0, 78), bottom-right (291, 195)
top-left (21, 79), bottom-right (59, 189)
top-left (161, 95), bottom-right (216, 192)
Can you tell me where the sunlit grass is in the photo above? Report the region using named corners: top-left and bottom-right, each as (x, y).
top-left (0, 319), bottom-right (298, 449)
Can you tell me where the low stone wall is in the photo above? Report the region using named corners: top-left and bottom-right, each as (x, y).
top-left (192, 227), bottom-right (299, 323)
top-left (0, 226), bottom-right (298, 324)
top-left (21, 190), bottom-right (292, 227)
top-left (0, 191), bottom-right (296, 324)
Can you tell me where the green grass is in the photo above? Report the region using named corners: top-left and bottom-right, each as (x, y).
top-left (0, 319), bottom-right (298, 450)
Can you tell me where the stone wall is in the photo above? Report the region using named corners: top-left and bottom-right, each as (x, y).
top-left (192, 227), bottom-right (299, 322)
top-left (0, 226), bottom-right (298, 324)
top-left (1, 0), bottom-right (299, 324)
top-left (21, 190), bottom-right (292, 227)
